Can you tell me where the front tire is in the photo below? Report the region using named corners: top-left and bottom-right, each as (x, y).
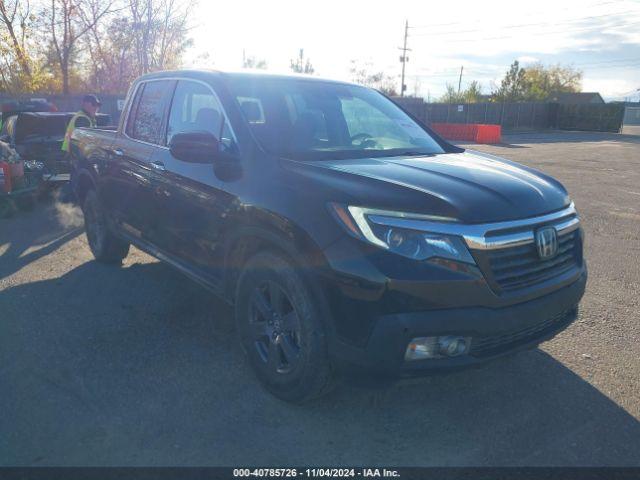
top-left (235, 251), bottom-right (334, 403)
top-left (82, 189), bottom-right (130, 264)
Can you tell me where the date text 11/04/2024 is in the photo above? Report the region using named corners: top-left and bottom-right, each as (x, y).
top-left (232, 468), bottom-right (400, 478)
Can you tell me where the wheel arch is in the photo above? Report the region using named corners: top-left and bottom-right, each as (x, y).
top-left (75, 167), bottom-right (97, 204)
top-left (223, 221), bottom-right (331, 298)
top-left (226, 220), bottom-right (340, 372)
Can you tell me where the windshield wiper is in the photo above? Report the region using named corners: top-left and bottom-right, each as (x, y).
top-left (397, 150), bottom-right (434, 157)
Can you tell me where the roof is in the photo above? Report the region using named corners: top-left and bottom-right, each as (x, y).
top-left (548, 92), bottom-right (605, 104)
top-left (137, 69), bottom-right (357, 87)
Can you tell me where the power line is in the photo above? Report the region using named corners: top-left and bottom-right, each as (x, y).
top-left (410, 18), bottom-right (640, 41)
top-left (414, 55), bottom-right (640, 72)
top-left (409, 0), bottom-right (621, 29)
top-left (409, 61), bottom-right (640, 79)
top-left (570, 59), bottom-right (640, 68)
top-left (394, 4), bottom-right (640, 97)
top-left (611, 87), bottom-right (640, 98)
top-left (408, 2), bottom-right (624, 30)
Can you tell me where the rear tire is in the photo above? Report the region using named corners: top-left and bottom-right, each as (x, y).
top-left (15, 195), bottom-right (36, 211)
top-left (0, 198), bottom-right (14, 218)
top-left (235, 251), bottom-right (335, 403)
top-left (82, 189), bottom-right (130, 264)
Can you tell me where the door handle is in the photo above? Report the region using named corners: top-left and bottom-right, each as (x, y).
top-left (150, 161), bottom-right (166, 171)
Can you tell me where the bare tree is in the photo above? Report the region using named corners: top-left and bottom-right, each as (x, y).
top-left (74, 0), bottom-right (194, 94)
top-left (0, 0), bottom-right (32, 76)
top-left (81, 0), bottom-right (132, 92)
top-left (290, 48), bottom-right (314, 75)
top-left (349, 59), bottom-right (397, 96)
top-left (128, 0), bottom-right (193, 77)
top-left (242, 50), bottom-right (267, 69)
top-left (0, 0), bottom-right (47, 92)
top-left (0, 0), bottom-right (193, 94)
top-left (47, 0), bottom-right (113, 93)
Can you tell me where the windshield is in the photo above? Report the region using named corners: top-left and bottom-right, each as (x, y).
top-left (226, 77), bottom-right (446, 160)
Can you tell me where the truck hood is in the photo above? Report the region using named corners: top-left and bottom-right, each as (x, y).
top-left (290, 150), bottom-right (571, 223)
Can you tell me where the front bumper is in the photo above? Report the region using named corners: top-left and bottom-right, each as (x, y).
top-left (329, 269), bottom-right (586, 377)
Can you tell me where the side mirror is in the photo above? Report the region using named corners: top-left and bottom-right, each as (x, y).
top-left (169, 131), bottom-right (219, 164)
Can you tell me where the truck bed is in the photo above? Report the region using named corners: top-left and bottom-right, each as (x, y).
top-left (71, 126), bottom-right (118, 160)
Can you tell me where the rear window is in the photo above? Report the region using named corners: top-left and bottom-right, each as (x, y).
top-left (14, 115), bottom-right (71, 142)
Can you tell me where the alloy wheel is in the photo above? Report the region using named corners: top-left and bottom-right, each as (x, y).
top-left (248, 280), bottom-right (302, 375)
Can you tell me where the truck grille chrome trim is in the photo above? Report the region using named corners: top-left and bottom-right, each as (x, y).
top-left (484, 228), bottom-right (581, 291)
top-left (366, 203), bottom-right (578, 251)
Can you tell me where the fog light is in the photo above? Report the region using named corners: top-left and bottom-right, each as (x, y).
top-left (405, 335), bottom-right (471, 361)
top-left (438, 336), bottom-right (469, 357)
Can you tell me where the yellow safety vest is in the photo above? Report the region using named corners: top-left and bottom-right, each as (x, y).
top-left (61, 111), bottom-right (96, 152)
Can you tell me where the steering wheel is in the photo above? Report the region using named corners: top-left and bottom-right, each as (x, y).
top-left (350, 132), bottom-right (377, 148)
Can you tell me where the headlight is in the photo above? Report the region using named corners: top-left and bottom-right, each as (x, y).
top-left (330, 204), bottom-right (476, 264)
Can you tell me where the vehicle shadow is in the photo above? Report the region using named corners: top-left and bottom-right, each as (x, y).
top-left (1, 260), bottom-right (639, 467)
top-left (0, 201), bottom-right (84, 280)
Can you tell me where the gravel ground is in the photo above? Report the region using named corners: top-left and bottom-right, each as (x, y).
top-left (1, 131), bottom-right (639, 466)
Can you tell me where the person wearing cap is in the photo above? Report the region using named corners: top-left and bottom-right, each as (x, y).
top-left (60, 95), bottom-right (101, 202)
top-left (61, 95), bottom-right (101, 153)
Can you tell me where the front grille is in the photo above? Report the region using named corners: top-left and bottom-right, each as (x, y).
top-left (486, 229), bottom-right (580, 291)
top-left (470, 308), bottom-right (576, 357)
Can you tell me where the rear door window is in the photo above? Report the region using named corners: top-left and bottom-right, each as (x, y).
top-left (127, 80), bottom-right (174, 145)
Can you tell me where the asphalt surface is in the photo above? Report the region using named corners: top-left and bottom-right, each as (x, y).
top-left (622, 125), bottom-right (640, 136)
top-left (1, 131), bottom-right (639, 466)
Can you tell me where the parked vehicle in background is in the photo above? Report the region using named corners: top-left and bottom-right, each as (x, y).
top-left (1, 112), bottom-right (73, 184)
top-left (70, 70), bottom-right (587, 402)
top-left (0, 99), bottom-right (57, 121)
top-left (0, 140), bottom-right (41, 217)
top-left (0, 111), bottom-right (111, 187)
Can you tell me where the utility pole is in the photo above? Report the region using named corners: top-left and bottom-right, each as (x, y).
top-left (399, 20), bottom-right (411, 97)
top-left (458, 65), bottom-right (464, 94)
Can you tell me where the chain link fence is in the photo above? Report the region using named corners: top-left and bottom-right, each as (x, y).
top-left (623, 105), bottom-right (640, 126)
top-left (394, 98), bottom-right (625, 133)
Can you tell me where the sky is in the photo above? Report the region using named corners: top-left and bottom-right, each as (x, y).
top-left (185, 0), bottom-right (640, 101)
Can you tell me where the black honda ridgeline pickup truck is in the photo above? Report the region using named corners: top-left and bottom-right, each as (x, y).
top-left (71, 70), bottom-right (586, 402)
